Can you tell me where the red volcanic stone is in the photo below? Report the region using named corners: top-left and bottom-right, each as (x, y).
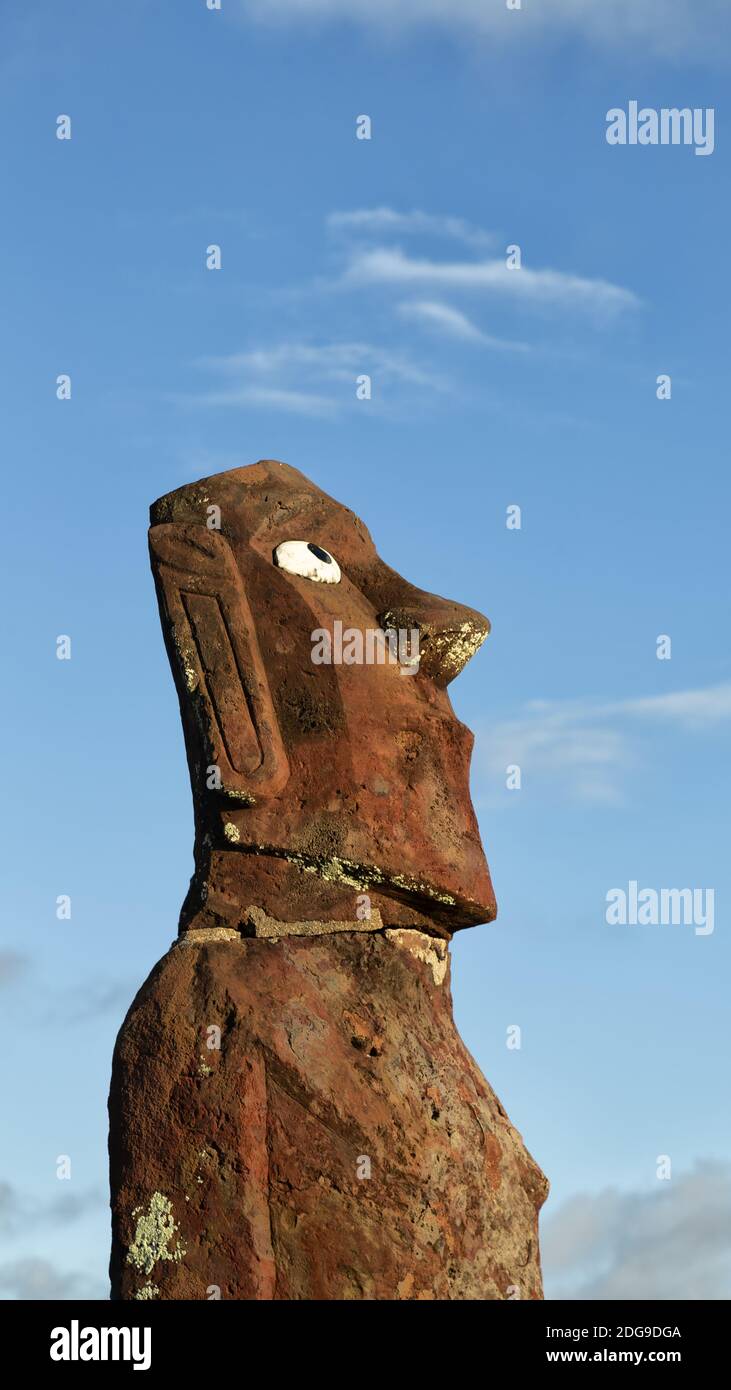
top-left (109, 462), bottom-right (548, 1302)
top-left (109, 929), bottom-right (547, 1301)
top-left (146, 460), bottom-right (497, 935)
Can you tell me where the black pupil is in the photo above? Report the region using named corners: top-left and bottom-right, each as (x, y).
top-left (308, 543), bottom-right (332, 564)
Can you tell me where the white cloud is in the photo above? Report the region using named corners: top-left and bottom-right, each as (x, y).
top-left (201, 342), bottom-right (439, 386)
top-left (194, 384), bottom-right (337, 418)
top-left (517, 683), bottom-right (731, 729)
top-left (398, 299), bottom-right (529, 350)
top-left (543, 1162), bottom-right (731, 1299)
top-left (0, 1257), bottom-right (105, 1300)
top-left (0, 1181), bottom-right (105, 1239)
top-left (181, 211), bottom-right (637, 426)
top-left (239, 0), bottom-right (731, 63)
top-left (328, 208), bottom-right (493, 249)
top-left (193, 340), bottom-right (447, 416)
top-left (482, 705), bottom-right (629, 806)
top-left (619, 685), bottom-right (731, 727)
top-left (399, 299), bottom-right (484, 342)
top-left (478, 683), bottom-right (731, 806)
top-left (343, 246), bottom-right (638, 316)
top-left (184, 210), bottom-right (639, 422)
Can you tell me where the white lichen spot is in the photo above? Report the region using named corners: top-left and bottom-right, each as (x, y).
top-left (385, 929), bottom-right (449, 986)
top-left (223, 787), bottom-right (256, 806)
top-left (176, 641), bottom-right (198, 692)
top-left (424, 621), bottom-right (487, 678)
top-left (389, 872), bottom-right (455, 906)
top-left (126, 1192), bottom-right (186, 1277)
top-left (283, 851), bottom-right (364, 890)
top-left (245, 904), bottom-right (383, 940)
top-left (178, 926), bottom-right (240, 945)
top-left (223, 822), bottom-right (240, 843)
top-left (280, 849), bottom-right (456, 906)
top-left (133, 1281), bottom-right (159, 1300)
top-left (198, 1055), bottom-right (213, 1076)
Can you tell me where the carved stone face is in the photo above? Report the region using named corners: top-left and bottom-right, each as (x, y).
top-left (150, 460), bottom-right (496, 937)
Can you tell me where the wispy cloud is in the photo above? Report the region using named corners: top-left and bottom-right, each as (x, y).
top-left (0, 951), bottom-right (29, 987)
top-left (618, 685), bottom-right (731, 727)
top-left (478, 683), bottom-right (731, 806)
top-left (0, 1181), bottom-right (105, 1239)
top-left (194, 384), bottom-right (337, 418)
top-left (328, 207), bottom-right (494, 249)
top-left (48, 978), bottom-right (139, 1025)
top-left (481, 706), bottom-right (628, 807)
top-left (343, 246), bottom-right (639, 317)
top-left (543, 1162), bottom-right (731, 1299)
top-left (0, 1257), bottom-right (106, 1300)
top-left (180, 207), bottom-right (640, 423)
top-left (398, 299), bottom-right (529, 350)
top-left (193, 340), bottom-right (448, 416)
top-left (201, 342), bottom-right (438, 385)
top-left (239, 0), bottom-right (731, 63)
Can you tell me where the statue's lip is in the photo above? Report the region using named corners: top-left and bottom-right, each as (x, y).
top-left (218, 838), bottom-right (496, 933)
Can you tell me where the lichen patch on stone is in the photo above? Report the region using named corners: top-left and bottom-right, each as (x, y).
top-left (385, 929), bottom-right (449, 985)
top-left (245, 904), bottom-right (383, 940)
top-left (126, 1192), bottom-right (186, 1276)
top-left (133, 1281), bottom-right (159, 1300)
top-left (178, 926), bottom-right (241, 945)
top-left (222, 786), bottom-right (256, 806)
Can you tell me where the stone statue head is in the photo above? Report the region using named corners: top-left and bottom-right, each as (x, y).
top-left (150, 460), bottom-right (496, 938)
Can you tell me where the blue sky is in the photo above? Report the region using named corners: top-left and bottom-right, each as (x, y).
top-left (1, 0), bottom-right (729, 1299)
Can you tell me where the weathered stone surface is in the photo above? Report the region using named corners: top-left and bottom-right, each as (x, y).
top-left (109, 929), bottom-right (547, 1301)
top-left (147, 459), bottom-right (496, 935)
top-left (244, 903), bottom-right (384, 939)
top-left (108, 460), bottom-right (548, 1300)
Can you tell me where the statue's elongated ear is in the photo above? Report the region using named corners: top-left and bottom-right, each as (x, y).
top-left (149, 523), bottom-right (289, 799)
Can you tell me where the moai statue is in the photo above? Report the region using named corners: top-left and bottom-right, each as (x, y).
top-left (108, 460), bottom-right (547, 1301)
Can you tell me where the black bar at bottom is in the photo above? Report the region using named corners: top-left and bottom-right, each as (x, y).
top-left (0, 1296), bottom-right (724, 1376)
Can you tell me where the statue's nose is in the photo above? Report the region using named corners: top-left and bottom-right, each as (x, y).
top-left (376, 587), bottom-right (490, 688)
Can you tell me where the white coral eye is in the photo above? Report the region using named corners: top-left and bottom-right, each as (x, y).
top-left (274, 541), bottom-right (341, 584)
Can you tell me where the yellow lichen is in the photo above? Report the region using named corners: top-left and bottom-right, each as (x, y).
top-left (172, 634), bottom-right (198, 692)
top-left (228, 841), bottom-right (457, 908)
top-left (222, 787), bottom-right (256, 806)
top-left (178, 927), bottom-right (240, 944)
top-left (133, 1281), bottom-right (159, 1301)
top-left (126, 1192), bottom-right (186, 1276)
top-left (385, 929), bottom-right (449, 985)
